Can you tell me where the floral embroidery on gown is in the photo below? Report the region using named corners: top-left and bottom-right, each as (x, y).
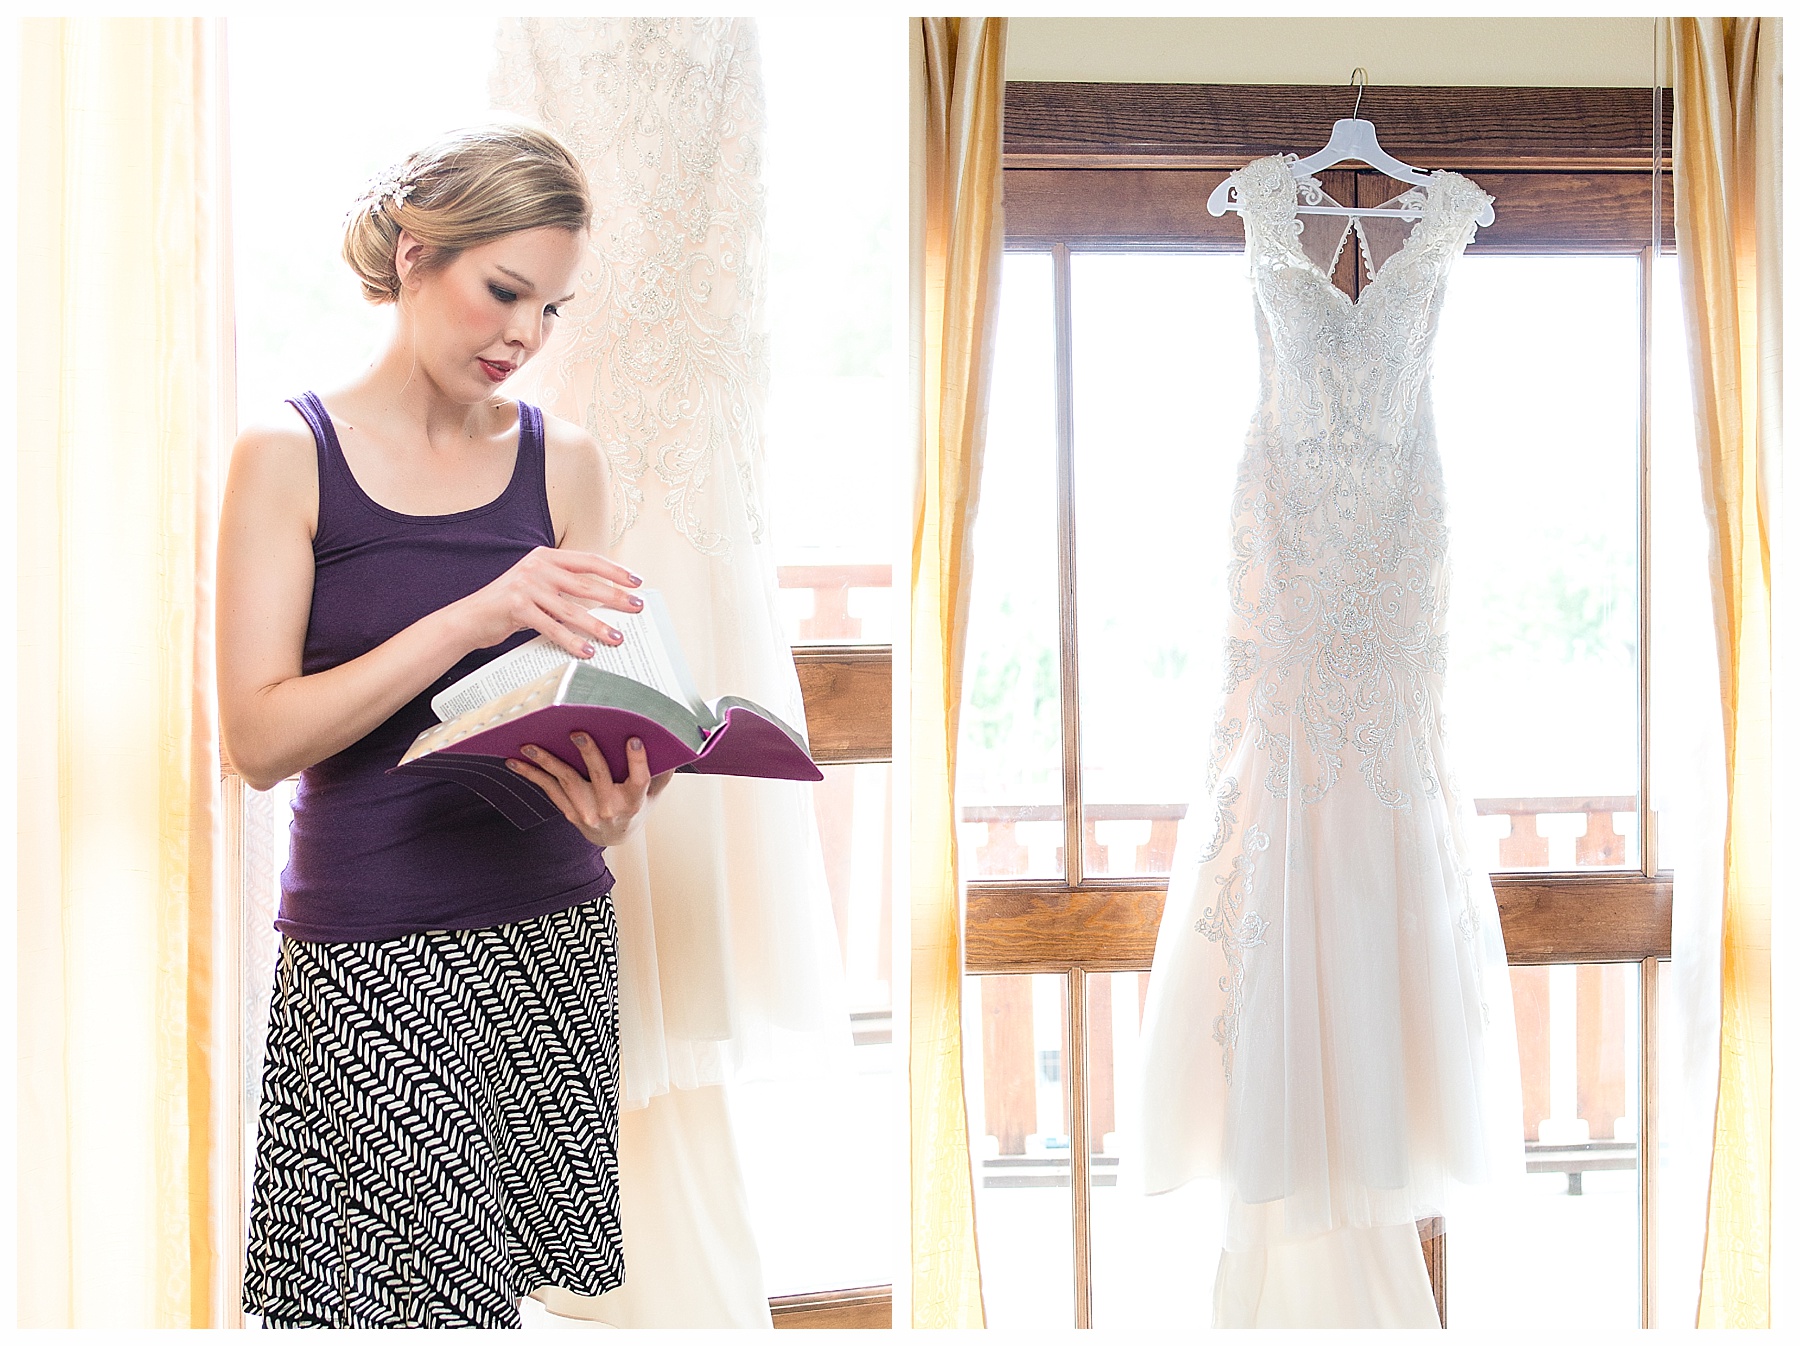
top-left (1138, 154), bottom-right (1522, 1327)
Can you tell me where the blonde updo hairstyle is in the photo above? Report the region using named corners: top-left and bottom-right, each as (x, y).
top-left (342, 119), bottom-right (592, 305)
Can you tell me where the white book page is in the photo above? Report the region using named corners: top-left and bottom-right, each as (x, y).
top-left (430, 589), bottom-right (703, 722)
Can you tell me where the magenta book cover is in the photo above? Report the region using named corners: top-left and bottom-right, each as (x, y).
top-left (392, 665), bottom-right (822, 828)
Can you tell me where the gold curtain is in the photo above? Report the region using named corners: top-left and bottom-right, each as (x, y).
top-left (1671, 16), bottom-right (1781, 1330)
top-left (908, 15), bottom-right (1006, 1331)
top-left (15, 18), bottom-right (231, 1327)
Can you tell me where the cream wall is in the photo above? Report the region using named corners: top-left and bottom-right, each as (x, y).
top-left (1005, 17), bottom-right (1656, 88)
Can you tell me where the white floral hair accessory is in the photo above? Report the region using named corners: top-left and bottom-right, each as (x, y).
top-left (355, 166), bottom-right (415, 218)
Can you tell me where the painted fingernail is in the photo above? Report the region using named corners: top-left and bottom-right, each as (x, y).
top-left (573, 733), bottom-right (591, 746)
top-left (629, 594), bottom-right (644, 609)
top-left (523, 746), bottom-right (540, 758)
top-left (507, 760), bottom-right (525, 772)
top-left (626, 571), bottom-right (643, 585)
top-left (628, 737), bottom-right (643, 752)
top-left (607, 628), bottom-right (624, 644)
top-left (579, 642), bottom-right (596, 658)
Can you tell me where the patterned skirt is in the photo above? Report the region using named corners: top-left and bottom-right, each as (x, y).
top-left (241, 897), bottom-right (623, 1329)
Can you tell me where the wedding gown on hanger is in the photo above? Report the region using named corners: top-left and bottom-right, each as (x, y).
top-left (492, 18), bottom-right (850, 1328)
top-left (1138, 154), bottom-right (1522, 1328)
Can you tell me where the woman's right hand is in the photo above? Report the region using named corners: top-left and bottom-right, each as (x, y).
top-left (453, 545), bottom-right (644, 658)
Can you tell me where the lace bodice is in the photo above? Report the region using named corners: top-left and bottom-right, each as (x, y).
top-left (1208, 155), bottom-right (1492, 812)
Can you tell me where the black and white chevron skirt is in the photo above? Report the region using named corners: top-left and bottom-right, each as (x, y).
top-left (241, 897), bottom-right (624, 1328)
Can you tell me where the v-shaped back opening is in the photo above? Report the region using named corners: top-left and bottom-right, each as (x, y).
top-left (1293, 178), bottom-right (1430, 289)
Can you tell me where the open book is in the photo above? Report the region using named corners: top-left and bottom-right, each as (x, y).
top-left (391, 590), bottom-right (822, 828)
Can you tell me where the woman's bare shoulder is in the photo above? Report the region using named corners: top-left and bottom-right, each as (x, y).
top-left (538, 408), bottom-right (609, 548)
top-left (540, 408), bottom-right (605, 474)
top-left (225, 401), bottom-right (320, 528)
top-left (231, 400), bottom-right (317, 469)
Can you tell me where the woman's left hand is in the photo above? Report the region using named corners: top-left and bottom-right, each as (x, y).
top-left (506, 733), bottom-right (673, 848)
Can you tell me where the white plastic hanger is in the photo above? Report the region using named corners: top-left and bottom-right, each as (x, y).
top-left (1208, 70), bottom-right (1495, 227)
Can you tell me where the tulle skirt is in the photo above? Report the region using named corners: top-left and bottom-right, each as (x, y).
top-left (1139, 716), bottom-right (1521, 1253)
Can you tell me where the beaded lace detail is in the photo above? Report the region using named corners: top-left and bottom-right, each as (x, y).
top-left (492, 19), bottom-right (769, 556)
top-left (1207, 154), bottom-right (1489, 812)
top-left (1189, 156), bottom-right (1494, 1069)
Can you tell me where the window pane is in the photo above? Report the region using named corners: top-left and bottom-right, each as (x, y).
top-left (1069, 252), bottom-right (1255, 876)
top-left (813, 762), bottom-right (895, 1021)
top-left (1648, 252), bottom-right (1715, 1326)
top-left (966, 973), bottom-right (1076, 1327)
top-left (735, 761), bottom-right (896, 1294)
top-left (762, 17), bottom-right (902, 645)
top-left (1084, 971), bottom-right (1223, 1328)
top-left (734, 1057), bottom-right (898, 1295)
top-left (1648, 251), bottom-right (1711, 873)
top-left (1656, 957), bottom-right (1703, 1328)
top-left (959, 252), bottom-right (1066, 878)
top-left (1055, 252), bottom-right (1644, 877)
top-left (1453, 962), bottom-right (1642, 1327)
top-left (1434, 256), bottom-right (1642, 870)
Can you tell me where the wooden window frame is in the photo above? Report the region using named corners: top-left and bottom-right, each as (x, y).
top-left (966, 80), bottom-right (1675, 1330)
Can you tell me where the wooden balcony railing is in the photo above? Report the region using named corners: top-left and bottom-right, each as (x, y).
top-left (777, 564), bottom-right (892, 643)
top-left (959, 796), bottom-right (1643, 879)
top-left (962, 796), bottom-right (1664, 1208)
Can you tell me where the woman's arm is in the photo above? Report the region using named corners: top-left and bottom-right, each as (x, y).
top-left (216, 408), bottom-right (640, 792)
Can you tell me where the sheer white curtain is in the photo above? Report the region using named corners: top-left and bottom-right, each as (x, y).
top-left (1650, 274), bottom-right (1727, 1328)
top-left (15, 17), bottom-right (232, 1326)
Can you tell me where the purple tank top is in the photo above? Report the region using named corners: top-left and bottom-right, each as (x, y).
top-left (277, 391), bottom-right (614, 942)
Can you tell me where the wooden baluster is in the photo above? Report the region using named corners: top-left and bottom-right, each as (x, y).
top-left (966, 818), bottom-right (990, 875)
top-left (799, 581), bottom-right (861, 642)
top-left (1497, 810), bottom-right (1551, 868)
top-left (1139, 816), bottom-right (1181, 873)
top-left (1577, 963), bottom-right (1629, 1141)
top-left (1575, 807), bottom-right (1626, 867)
top-left (982, 977), bottom-right (1036, 1157)
top-left (1081, 814), bottom-right (1105, 876)
top-left (979, 818), bottom-right (1028, 877)
top-left (1087, 974), bottom-right (1115, 1156)
top-left (1056, 975), bottom-right (1072, 1143)
top-left (1512, 966), bottom-right (1552, 1139)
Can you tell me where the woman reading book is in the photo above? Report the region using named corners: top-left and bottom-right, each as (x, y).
top-left (216, 121), bottom-right (665, 1328)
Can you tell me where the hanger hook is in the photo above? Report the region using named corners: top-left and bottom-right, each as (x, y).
top-left (1350, 67), bottom-right (1368, 120)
